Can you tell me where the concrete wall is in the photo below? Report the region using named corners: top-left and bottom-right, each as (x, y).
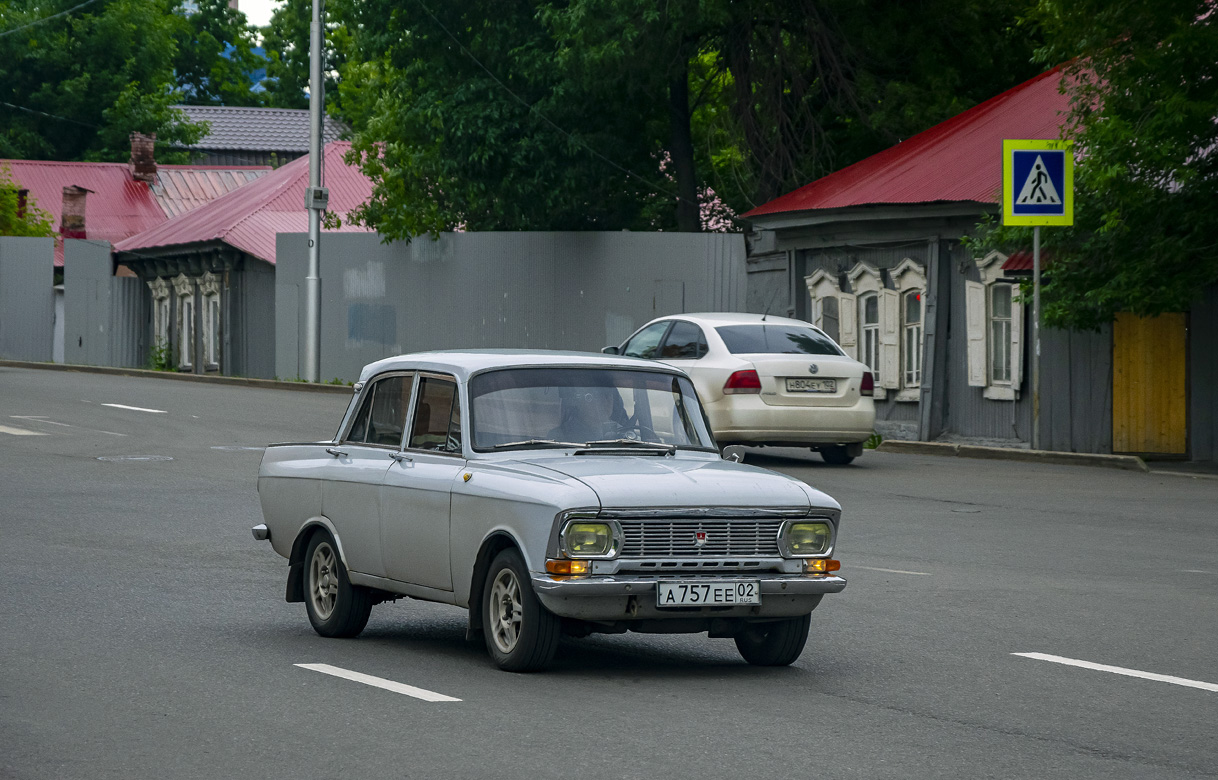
top-left (275, 231), bottom-right (747, 382)
top-left (63, 240), bottom-right (147, 369)
top-left (0, 237), bottom-right (55, 362)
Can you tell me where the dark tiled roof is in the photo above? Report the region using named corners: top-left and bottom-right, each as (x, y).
top-left (172, 105), bottom-right (348, 153)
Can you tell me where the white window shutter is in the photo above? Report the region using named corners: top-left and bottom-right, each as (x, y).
top-left (1011, 289), bottom-right (1024, 391)
top-left (966, 281), bottom-right (987, 387)
top-left (810, 296), bottom-right (824, 330)
top-left (879, 289), bottom-right (900, 389)
top-left (838, 292), bottom-right (857, 359)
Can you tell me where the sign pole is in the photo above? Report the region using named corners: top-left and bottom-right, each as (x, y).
top-left (1032, 225), bottom-right (1040, 451)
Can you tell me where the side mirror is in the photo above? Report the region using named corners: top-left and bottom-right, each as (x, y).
top-left (721, 446), bottom-right (744, 463)
top-left (601, 346), bottom-right (620, 355)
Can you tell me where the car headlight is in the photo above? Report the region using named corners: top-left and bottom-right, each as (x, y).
top-left (563, 521), bottom-right (616, 558)
top-left (780, 520), bottom-right (833, 557)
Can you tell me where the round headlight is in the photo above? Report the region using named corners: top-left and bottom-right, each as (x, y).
top-left (564, 522), bottom-right (614, 557)
top-left (784, 521), bottom-right (832, 556)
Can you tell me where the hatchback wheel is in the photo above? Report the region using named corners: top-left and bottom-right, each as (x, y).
top-left (303, 530), bottom-right (373, 638)
top-left (734, 614), bottom-right (811, 666)
top-left (482, 548), bottom-right (560, 672)
top-left (819, 445), bottom-right (855, 465)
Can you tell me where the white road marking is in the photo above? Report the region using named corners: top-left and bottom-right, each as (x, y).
top-left (295, 663), bottom-right (461, 702)
top-left (1182, 570), bottom-right (1211, 574)
top-left (11, 416), bottom-right (126, 436)
top-left (853, 565), bottom-right (932, 576)
top-left (1013, 652), bottom-right (1218, 693)
top-left (0, 424), bottom-right (46, 436)
top-left (101, 403), bottom-right (166, 414)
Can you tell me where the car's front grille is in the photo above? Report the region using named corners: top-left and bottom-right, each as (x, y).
top-left (618, 520), bottom-right (784, 558)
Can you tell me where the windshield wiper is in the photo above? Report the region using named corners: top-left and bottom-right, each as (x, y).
top-left (580, 439), bottom-right (677, 454)
top-left (490, 438), bottom-right (582, 450)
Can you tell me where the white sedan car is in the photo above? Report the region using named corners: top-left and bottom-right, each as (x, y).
top-left (605, 313), bottom-right (876, 464)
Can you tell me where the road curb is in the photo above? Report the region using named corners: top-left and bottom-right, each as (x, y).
top-left (876, 439), bottom-right (1149, 472)
top-left (0, 359), bottom-right (353, 395)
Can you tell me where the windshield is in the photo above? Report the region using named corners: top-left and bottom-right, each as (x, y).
top-left (469, 367), bottom-right (717, 452)
top-left (715, 324), bottom-right (843, 356)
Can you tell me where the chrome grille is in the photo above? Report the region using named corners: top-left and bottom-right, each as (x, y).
top-left (619, 520), bottom-right (784, 558)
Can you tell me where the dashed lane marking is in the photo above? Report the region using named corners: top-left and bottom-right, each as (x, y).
top-left (295, 663), bottom-right (462, 702)
top-left (101, 403), bottom-right (167, 414)
top-left (853, 565), bottom-right (932, 576)
top-left (0, 424), bottom-right (46, 436)
top-left (1013, 652), bottom-right (1218, 693)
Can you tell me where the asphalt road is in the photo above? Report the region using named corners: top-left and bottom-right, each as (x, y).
top-left (1, 366), bottom-right (1215, 780)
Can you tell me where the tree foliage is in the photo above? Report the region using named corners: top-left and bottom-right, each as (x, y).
top-left (173, 0), bottom-right (267, 107)
top-left (0, 164), bottom-right (54, 236)
top-left (970, 0), bottom-right (1218, 329)
top-left (261, 0), bottom-right (348, 110)
top-left (334, 0), bottom-right (1042, 239)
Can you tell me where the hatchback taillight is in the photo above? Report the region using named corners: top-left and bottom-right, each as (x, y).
top-left (860, 370), bottom-right (875, 397)
top-left (723, 369), bottom-right (762, 394)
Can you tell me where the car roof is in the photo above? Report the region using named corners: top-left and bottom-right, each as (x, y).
top-left (358, 349), bottom-right (686, 384)
top-left (657, 312), bottom-right (817, 328)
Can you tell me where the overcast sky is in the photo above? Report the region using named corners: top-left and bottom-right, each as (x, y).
top-left (238, 0), bottom-right (283, 28)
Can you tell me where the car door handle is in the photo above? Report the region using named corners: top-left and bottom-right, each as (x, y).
top-left (325, 447), bottom-right (348, 458)
top-left (391, 452), bottom-right (412, 463)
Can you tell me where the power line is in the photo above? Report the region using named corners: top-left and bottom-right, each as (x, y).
top-left (410, 0), bottom-right (688, 206)
top-left (0, 100), bottom-right (98, 128)
top-left (0, 0), bottom-right (104, 39)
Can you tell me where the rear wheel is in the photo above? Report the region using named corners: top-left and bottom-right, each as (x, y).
top-left (819, 445), bottom-right (855, 465)
top-left (734, 614), bottom-right (811, 666)
top-left (303, 530), bottom-right (373, 638)
top-left (482, 548), bottom-right (561, 672)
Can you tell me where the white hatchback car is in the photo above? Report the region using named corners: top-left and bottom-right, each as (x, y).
top-left (605, 313), bottom-right (876, 464)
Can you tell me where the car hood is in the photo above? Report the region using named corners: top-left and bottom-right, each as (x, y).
top-left (521, 454), bottom-right (834, 511)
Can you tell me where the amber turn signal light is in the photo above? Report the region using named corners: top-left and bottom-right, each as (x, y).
top-left (804, 559), bottom-right (841, 575)
top-left (546, 559), bottom-right (590, 576)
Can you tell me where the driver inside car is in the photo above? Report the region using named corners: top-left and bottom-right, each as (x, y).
top-left (550, 386), bottom-right (630, 443)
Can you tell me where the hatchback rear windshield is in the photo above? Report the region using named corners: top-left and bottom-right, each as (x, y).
top-left (715, 324), bottom-right (842, 356)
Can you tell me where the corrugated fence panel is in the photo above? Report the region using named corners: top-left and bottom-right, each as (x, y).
top-left (107, 276), bottom-right (147, 368)
top-left (1190, 284), bottom-right (1218, 462)
top-left (0, 237), bottom-right (55, 362)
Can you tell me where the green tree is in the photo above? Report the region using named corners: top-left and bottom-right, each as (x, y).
top-left (0, 0), bottom-right (206, 161)
top-left (971, 0), bottom-right (1218, 329)
top-left (173, 0), bottom-right (267, 106)
top-left (0, 164), bottom-right (54, 237)
top-left (261, 0), bottom-right (348, 110)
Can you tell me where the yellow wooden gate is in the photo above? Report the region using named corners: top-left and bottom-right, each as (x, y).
top-left (1112, 313), bottom-right (1187, 454)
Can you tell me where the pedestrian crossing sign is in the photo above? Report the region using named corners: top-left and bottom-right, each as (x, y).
top-left (1003, 139), bottom-right (1073, 226)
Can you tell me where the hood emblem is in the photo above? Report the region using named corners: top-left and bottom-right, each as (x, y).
top-left (808, 364), bottom-right (819, 374)
top-left (693, 531), bottom-right (708, 548)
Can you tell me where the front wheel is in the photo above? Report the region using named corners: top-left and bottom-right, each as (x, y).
top-left (303, 530), bottom-right (373, 638)
top-left (734, 614), bottom-right (811, 666)
top-left (819, 445), bottom-right (856, 465)
top-left (482, 549), bottom-right (561, 672)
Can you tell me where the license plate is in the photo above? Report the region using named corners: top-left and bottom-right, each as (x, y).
top-left (786, 378), bottom-right (836, 393)
top-left (656, 580), bottom-right (761, 607)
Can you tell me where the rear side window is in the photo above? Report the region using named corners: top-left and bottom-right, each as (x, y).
top-left (659, 321), bottom-right (708, 359)
top-left (715, 324), bottom-right (842, 356)
top-left (409, 377), bottom-right (462, 453)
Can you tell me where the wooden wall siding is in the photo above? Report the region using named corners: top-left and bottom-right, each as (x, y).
top-left (1188, 284), bottom-right (1218, 462)
top-left (1038, 326), bottom-right (1113, 454)
top-left (1112, 313), bottom-right (1187, 454)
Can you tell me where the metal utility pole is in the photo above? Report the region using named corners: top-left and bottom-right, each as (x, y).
top-left (1032, 225), bottom-right (1041, 450)
top-left (302, 0), bottom-right (328, 382)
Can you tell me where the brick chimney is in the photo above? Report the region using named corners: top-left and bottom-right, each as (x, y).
top-left (16, 189), bottom-right (28, 220)
top-left (129, 132), bottom-right (157, 183)
top-left (60, 186), bottom-right (91, 239)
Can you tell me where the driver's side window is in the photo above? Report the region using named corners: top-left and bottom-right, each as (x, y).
top-left (622, 322), bottom-right (671, 359)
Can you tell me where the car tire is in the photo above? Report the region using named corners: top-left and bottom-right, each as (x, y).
top-left (819, 445), bottom-right (855, 465)
top-left (303, 530), bottom-right (373, 638)
top-left (482, 548), bottom-right (561, 672)
top-left (734, 614), bottom-right (811, 666)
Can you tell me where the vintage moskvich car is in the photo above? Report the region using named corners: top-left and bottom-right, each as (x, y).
top-left (254, 351), bottom-right (846, 671)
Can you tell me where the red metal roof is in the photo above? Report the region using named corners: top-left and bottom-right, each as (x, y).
top-left (2, 159), bottom-right (271, 266)
top-left (1000, 250), bottom-right (1054, 272)
top-left (743, 66), bottom-right (1073, 218)
top-left (115, 142), bottom-right (374, 265)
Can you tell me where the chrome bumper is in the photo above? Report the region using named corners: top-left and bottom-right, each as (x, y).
top-left (530, 572), bottom-right (846, 621)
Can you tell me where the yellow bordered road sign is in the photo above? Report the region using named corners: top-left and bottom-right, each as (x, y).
top-left (1002, 139), bottom-right (1074, 226)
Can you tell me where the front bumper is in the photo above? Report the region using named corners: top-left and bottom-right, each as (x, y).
top-left (531, 572), bottom-right (846, 621)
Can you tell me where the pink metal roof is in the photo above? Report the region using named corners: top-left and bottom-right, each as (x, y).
top-left (744, 66), bottom-right (1073, 218)
top-left (151, 165), bottom-right (272, 218)
top-left (115, 142), bottom-right (374, 265)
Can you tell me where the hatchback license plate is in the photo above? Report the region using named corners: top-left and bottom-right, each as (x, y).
top-left (656, 580), bottom-right (761, 607)
top-left (786, 378), bottom-right (836, 393)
